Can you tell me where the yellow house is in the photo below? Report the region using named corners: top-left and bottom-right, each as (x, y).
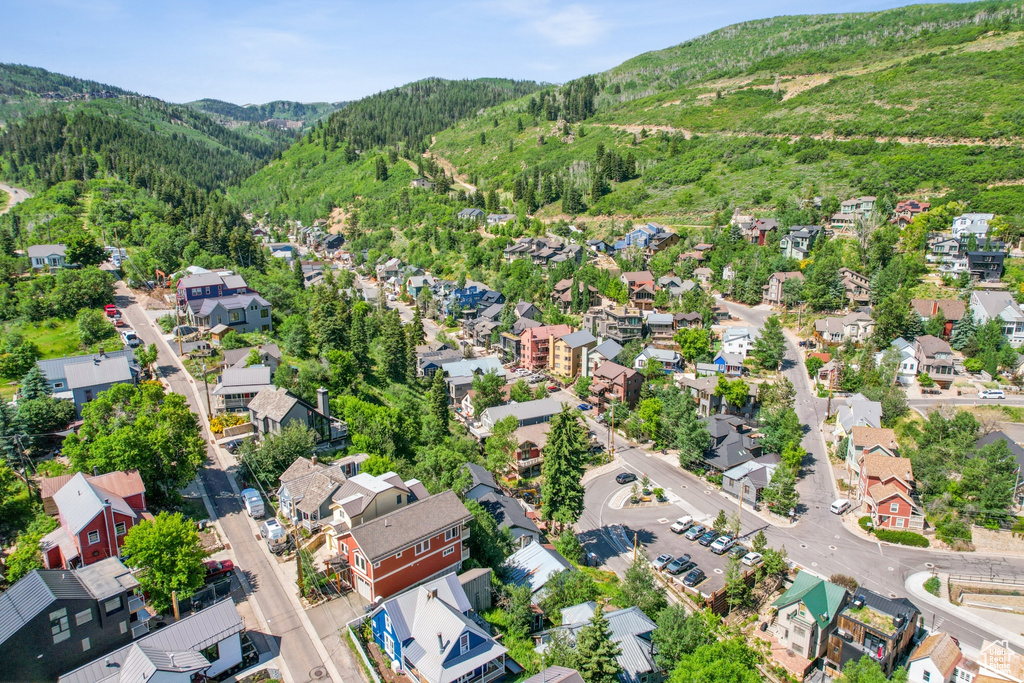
top-left (548, 330), bottom-right (597, 379)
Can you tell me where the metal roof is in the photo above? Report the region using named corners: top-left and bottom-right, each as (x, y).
top-left (481, 398), bottom-right (564, 426)
top-left (36, 349), bottom-right (137, 383)
top-left (211, 366), bottom-right (272, 395)
top-left (441, 357), bottom-right (505, 378)
top-left (591, 340), bottom-right (623, 361)
top-left (772, 571), bottom-right (848, 629)
top-left (558, 330), bottom-right (597, 349)
top-left (503, 541), bottom-right (573, 596)
top-left (58, 599), bottom-right (243, 683)
top-left (543, 606), bottom-right (658, 683)
top-left (64, 356), bottom-right (134, 390)
top-left (52, 472), bottom-right (136, 535)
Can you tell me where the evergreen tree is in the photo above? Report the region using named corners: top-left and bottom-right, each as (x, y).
top-left (516, 117), bottom-right (524, 132)
top-left (761, 465), bottom-right (799, 515)
top-left (429, 369), bottom-right (450, 436)
top-left (380, 310), bottom-right (407, 383)
top-left (751, 315), bottom-right (787, 372)
top-left (20, 366), bottom-right (51, 401)
top-left (374, 155), bottom-right (388, 181)
top-left (950, 313), bottom-right (976, 350)
top-left (541, 405), bottom-right (588, 530)
top-left (575, 608), bottom-right (623, 683)
top-left (405, 325), bottom-right (419, 384)
top-left (661, 385), bottom-right (710, 468)
top-left (293, 257), bottom-right (305, 291)
top-left (905, 310), bottom-right (925, 340)
top-left (619, 556), bottom-right (668, 619)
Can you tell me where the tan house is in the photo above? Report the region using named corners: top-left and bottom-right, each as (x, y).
top-left (845, 426), bottom-right (899, 480)
top-left (325, 471), bottom-right (430, 549)
top-left (770, 571), bottom-right (848, 663)
top-left (763, 271), bottom-right (804, 306)
top-left (548, 330), bottom-right (597, 379)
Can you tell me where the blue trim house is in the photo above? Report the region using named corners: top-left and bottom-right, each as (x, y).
top-left (370, 573), bottom-right (508, 683)
top-left (613, 223), bottom-right (672, 252)
top-left (712, 351), bottom-right (745, 376)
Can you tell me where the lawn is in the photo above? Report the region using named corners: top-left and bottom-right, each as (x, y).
top-left (11, 318), bottom-right (122, 359)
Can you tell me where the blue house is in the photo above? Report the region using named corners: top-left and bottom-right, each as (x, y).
top-left (370, 573), bottom-right (508, 683)
top-left (176, 271), bottom-right (251, 308)
top-left (613, 222), bottom-right (672, 252)
top-left (442, 281), bottom-right (504, 316)
top-left (713, 351), bottom-right (745, 376)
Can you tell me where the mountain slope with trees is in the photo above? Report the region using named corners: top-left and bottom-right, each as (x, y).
top-left (185, 98), bottom-right (347, 127)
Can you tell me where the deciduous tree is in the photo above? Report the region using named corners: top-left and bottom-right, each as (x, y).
top-left (121, 512), bottom-right (206, 614)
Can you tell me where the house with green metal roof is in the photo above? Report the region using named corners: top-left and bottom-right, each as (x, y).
top-left (770, 571), bottom-right (849, 663)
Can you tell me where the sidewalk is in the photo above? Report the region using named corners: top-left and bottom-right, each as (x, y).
top-left (136, 303), bottom-right (355, 683)
top-left (906, 571), bottom-right (1024, 655)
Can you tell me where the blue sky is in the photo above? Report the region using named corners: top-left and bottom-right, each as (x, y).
top-left (4, 0), bottom-right (932, 104)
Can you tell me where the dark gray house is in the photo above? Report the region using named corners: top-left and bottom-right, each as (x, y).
top-left (704, 414), bottom-right (763, 471)
top-left (0, 558), bottom-right (150, 683)
top-left (186, 292), bottom-right (273, 334)
top-left (36, 351), bottom-right (141, 417)
top-left (247, 386), bottom-right (349, 448)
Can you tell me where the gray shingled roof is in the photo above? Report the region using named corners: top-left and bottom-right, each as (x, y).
top-left (348, 491), bottom-right (471, 563)
top-left (27, 244), bottom-right (67, 258)
top-left (64, 356), bottom-right (134, 390)
top-left (559, 330), bottom-right (597, 349)
top-left (58, 600), bottom-right (243, 683)
top-left (247, 386), bottom-right (301, 422)
top-left (477, 492), bottom-right (540, 535)
top-left (192, 292), bottom-right (269, 317)
top-left (592, 339), bottom-right (623, 361)
top-left (222, 344), bottom-right (281, 368)
top-left (465, 462), bottom-right (497, 491)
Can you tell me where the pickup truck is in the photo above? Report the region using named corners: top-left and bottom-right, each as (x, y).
top-left (121, 329), bottom-right (141, 348)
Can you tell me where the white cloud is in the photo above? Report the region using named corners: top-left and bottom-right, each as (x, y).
top-left (485, 0), bottom-right (608, 47)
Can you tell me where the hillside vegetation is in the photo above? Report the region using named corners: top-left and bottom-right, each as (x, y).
top-left (186, 98), bottom-right (346, 127)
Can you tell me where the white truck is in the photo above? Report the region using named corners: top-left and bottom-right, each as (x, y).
top-left (241, 488), bottom-right (265, 518)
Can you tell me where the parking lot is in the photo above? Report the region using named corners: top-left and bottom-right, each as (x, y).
top-left (588, 467), bottom-right (767, 597)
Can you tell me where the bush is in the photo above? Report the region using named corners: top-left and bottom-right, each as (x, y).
top-left (874, 528), bottom-right (930, 547)
top-left (936, 517), bottom-right (973, 545)
top-left (924, 576), bottom-right (941, 596)
top-left (830, 574), bottom-right (859, 591)
top-left (210, 413), bottom-right (249, 435)
top-left (858, 515), bottom-right (873, 531)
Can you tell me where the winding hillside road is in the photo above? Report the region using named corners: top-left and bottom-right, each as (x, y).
top-left (0, 182), bottom-right (31, 214)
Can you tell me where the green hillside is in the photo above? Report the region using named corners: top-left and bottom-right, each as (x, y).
top-left (0, 63), bottom-right (136, 123)
top-left (185, 98), bottom-right (346, 127)
top-left (237, 2), bottom-right (1024, 229)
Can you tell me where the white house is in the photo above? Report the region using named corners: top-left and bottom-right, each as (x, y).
top-left (633, 346), bottom-right (683, 373)
top-left (721, 327), bottom-right (760, 357)
top-left (951, 213), bottom-right (994, 240)
top-left (27, 244), bottom-right (68, 270)
top-left (874, 337), bottom-right (918, 384)
top-left (970, 290), bottom-right (1024, 347)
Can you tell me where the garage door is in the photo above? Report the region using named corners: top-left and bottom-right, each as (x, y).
top-left (356, 576), bottom-right (372, 600)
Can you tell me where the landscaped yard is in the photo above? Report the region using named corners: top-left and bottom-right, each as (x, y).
top-left (9, 318), bottom-right (122, 359)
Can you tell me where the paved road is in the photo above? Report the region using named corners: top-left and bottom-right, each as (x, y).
top-left (572, 301), bottom-right (1024, 653)
top-left (0, 182), bottom-right (32, 215)
top-left (113, 285), bottom-right (341, 683)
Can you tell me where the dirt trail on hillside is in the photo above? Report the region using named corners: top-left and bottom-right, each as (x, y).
top-left (588, 123), bottom-right (1024, 148)
top-left (424, 140), bottom-right (477, 193)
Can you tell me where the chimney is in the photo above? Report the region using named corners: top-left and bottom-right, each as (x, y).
top-left (317, 387), bottom-right (330, 421)
top-left (93, 466), bottom-right (99, 477)
top-left (429, 588), bottom-right (438, 599)
top-left (437, 634), bottom-right (444, 655)
top-left (311, 454), bottom-right (318, 465)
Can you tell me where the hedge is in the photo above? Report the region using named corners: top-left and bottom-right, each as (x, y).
top-left (874, 528), bottom-right (930, 547)
top-left (858, 516), bottom-right (872, 531)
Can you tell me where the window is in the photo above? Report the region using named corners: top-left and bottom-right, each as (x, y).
top-left (82, 638), bottom-right (90, 652)
top-left (191, 288), bottom-right (202, 296)
top-left (460, 633), bottom-right (470, 655)
top-left (415, 539), bottom-right (430, 555)
top-left (445, 526), bottom-right (460, 541)
top-left (105, 597), bottom-right (122, 614)
top-left (354, 553), bottom-right (367, 572)
top-left (50, 608), bottom-right (70, 643)
top-left (890, 503), bottom-right (900, 513)
top-left (374, 562), bottom-right (380, 568)
top-left (201, 643), bottom-right (220, 662)
top-left (443, 547), bottom-right (455, 557)
top-left (384, 633), bottom-right (395, 659)
top-left (75, 609), bottom-right (93, 626)
top-left (924, 672), bottom-right (931, 682)
top-left (896, 518), bottom-right (905, 528)
top-left (88, 530), bottom-right (100, 545)
top-left (261, 308), bottom-right (269, 318)
top-left (396, 495), bottom-right (402, 505)
top-left (385, 615), bottom-right (392, 632)
top-left (205, 287), bottom-right (211, 295)
top-left (54, 382), bottom-right (64, 389)
top-left (120, 621), bottom-right (128, 635)
top-left (115, 522), bottom-right (127, 536)
top-left (395, 552), bottom-right (402, 559)
top-left (229, 311), bottom-right (241, 322)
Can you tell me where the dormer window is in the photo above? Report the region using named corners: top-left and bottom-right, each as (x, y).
top-left (460, 633), bottom-right (470, 654)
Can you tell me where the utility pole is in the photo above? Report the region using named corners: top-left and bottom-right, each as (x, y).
top-left (738, 483), bottom-right (746, 533)
top-left (201, 363), bottom-right (212, 420)
top-left (633, 531), bottom-right (638, 563)
top-left (609, 404), bottom-right (616, 459)
top-left (296, 532), bottom-right (304, 595)
top-left (171, 591), bottom-right (180, 622)
top-left (826, 360), bottom-right (835, 417)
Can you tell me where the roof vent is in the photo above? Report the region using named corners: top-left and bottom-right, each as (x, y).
top-left (437, 633), bottom-right (444, 655)
top-left (384, 519), bottom-right (390, 527)
top-left (853, 595), bottom-right (865, 608)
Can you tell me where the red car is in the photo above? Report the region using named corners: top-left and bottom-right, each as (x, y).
top-left (204, 559), bottom-right (235, 581)
top-left (547, 384), bottom-right (558, 391)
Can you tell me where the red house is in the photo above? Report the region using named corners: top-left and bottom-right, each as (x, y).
top-left (338, 490), bottom-right (473, 602)
top-left (859, 454), bottom-right (923, 531)
top-left (891, 200), bottom-right (931, 227)
top-left (39, 472), bottom-right (148, 569)
top-left (592, 360), bottom-right (643, 408)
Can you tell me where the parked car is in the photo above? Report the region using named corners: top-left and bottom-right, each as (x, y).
top-left (729, 544), bottom-right (749, 560)
top-left (547, 384), bottom-right (559, 391)
top-left (682, 568), bottom-right (706, 587)
top-left (742, 552), bottom-right (763, 567)
top-left (616, 472), bottom-right (637, 485)
top-left (665, 558), bottom-right (694, 576)
top-left (830, 499), bottom-right (851, 515)
top-left (577, 403), bottom-right (593, 411)
top-left (121, 329), bottom-right (141, 348)
top-left (710, 535), bottom-right (735, 555)
top-left (515, 368), bottom-right (531, 377)
top-left (980, 389), bottom-right (1005, 399)
top-left (241, 488), bottom-right (264, 518)
top-left (589, 444), bottom-right (605, 454)
top-left (683, 524), bottom-right (706, 541)
top-left (204, 559), bottom-right (235, 581)
top-left (698, 530), bottom-right (721, 547)
top-left (670, 516), bottom-right (694, 534)
top-left (652, 554), bottom-right (674, 571)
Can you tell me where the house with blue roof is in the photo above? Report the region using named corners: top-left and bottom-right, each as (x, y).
top-left (370, 573), bottom-right (509, 683)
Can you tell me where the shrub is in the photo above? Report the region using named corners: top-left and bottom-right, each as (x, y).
top-left (830, 574), bottom-right (859, 591)
top-left (936, 517), bottom-right (973, 545)
top-left (924, 576), bottom-right (941, 596)
top-left (210, 413), bottom-right (249, 435)
top-left (858, 515), bottom-right (873, 531)
top-left (874, 528), bottom-right (929, 547)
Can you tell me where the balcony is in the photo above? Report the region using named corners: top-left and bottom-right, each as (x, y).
top-left (127, 595), bottom-right (145, 613)
top-left (461, 524), bottom-right (471, 541)
top-left (462, 542), bottom-right (471, 562)
top-left (131, 620), bottom-right (150, 638)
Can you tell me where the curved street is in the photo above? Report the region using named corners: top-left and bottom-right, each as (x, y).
top-left (0, 182), bottom-right (32, 215)
top-left (573, 297), bottom-right (1024, 656)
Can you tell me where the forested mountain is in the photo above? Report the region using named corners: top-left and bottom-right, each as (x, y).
top-left (0, 63), bottom-right (132, 98)
top-left (317, 78), bottom-right (544, 154)
top-left (186, 98), bottom-right (347, 126)
top-left (0, 98), bottom-right (292, 192)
